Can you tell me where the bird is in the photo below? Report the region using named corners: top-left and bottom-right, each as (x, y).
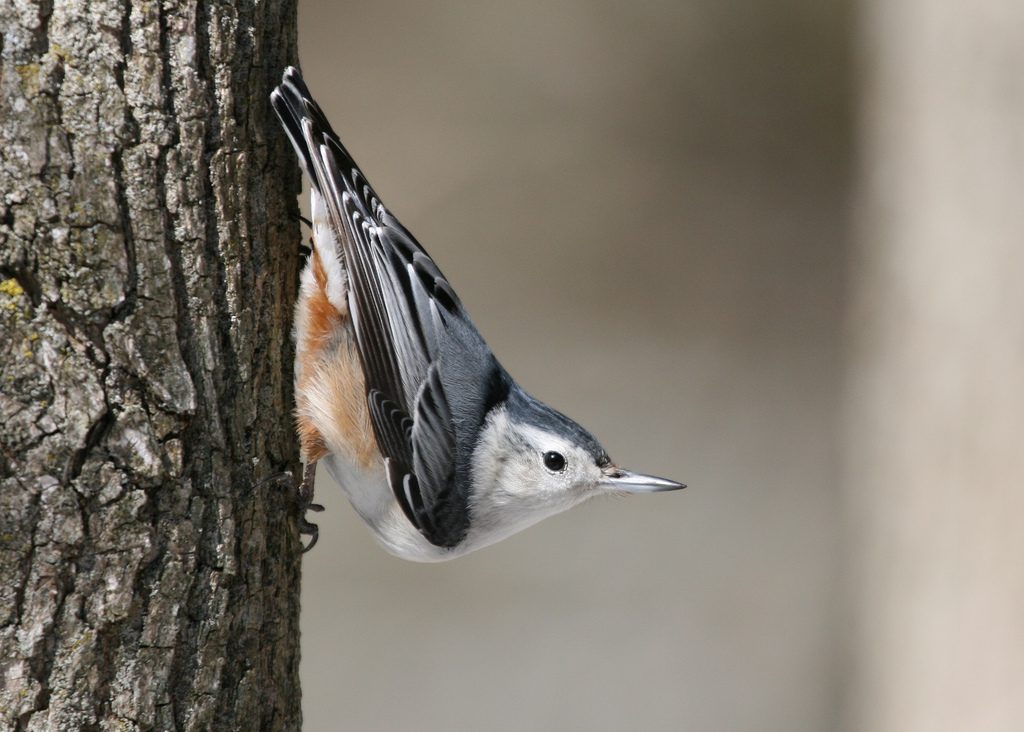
top-left (271, 67), bottom-right (684, 561)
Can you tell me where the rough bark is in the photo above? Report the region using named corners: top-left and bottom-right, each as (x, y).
top-left (0, 0), bottom-right (302, 729)
top-left (845, 1), bottom-right (1024, 730)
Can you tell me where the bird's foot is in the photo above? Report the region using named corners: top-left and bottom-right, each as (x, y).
top-left (258, 463), bottom-right (324, 553)
top-left (297, 462), bottom-right (324, 553)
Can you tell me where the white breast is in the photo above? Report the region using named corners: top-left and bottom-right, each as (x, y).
top-left (321, 452), bottom-right (456, 562)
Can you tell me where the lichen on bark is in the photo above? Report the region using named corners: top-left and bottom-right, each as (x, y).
top-left (0, 0), bottom-right (303, 729)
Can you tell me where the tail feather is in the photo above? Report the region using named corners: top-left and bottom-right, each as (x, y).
top-left (272, 68), bottom-right (350, 311)
top-left (271, 67), bottom-right (364, 198)
top-left (271, 67), bottom-right (324, 185)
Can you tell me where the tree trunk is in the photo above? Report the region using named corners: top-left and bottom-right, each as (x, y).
top-left (0, 0), bottom-right (302, 729)
top-left (845, 1), bottom-right (1024, 730)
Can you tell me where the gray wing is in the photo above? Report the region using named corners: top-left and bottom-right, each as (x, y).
top-left (272, 68), bottom-right (506, 548)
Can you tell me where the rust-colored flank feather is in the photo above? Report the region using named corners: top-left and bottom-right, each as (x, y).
top-left (294, 249), bottom-right (378, 468)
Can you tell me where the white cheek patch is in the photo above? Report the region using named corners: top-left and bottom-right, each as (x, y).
top-left (478, 419), bottom-right (583, 498)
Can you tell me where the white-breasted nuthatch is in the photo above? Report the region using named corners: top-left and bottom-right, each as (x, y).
top-left (271, 68), bottom-right (684, 561)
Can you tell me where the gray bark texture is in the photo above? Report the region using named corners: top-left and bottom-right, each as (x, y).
top-left (0, 0), bottom-right (303, 729)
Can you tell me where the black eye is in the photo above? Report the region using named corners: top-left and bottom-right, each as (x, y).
top-left (543, 451), bottom-right (566, 472)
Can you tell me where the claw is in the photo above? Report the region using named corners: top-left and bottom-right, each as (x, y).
top-left (259, 464), bottom-right (324, 552)
top-left (297, 462), bottom-right (321, 553)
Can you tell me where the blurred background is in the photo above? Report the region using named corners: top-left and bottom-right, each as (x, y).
top-left (296, 2), bottom-right (1023, 731)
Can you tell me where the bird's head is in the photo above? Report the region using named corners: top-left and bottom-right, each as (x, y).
top-left (466, 388), bottom-right (684, 547)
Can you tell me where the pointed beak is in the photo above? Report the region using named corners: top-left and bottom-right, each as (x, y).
top-left (601, 467), bottom-right (686, 493)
